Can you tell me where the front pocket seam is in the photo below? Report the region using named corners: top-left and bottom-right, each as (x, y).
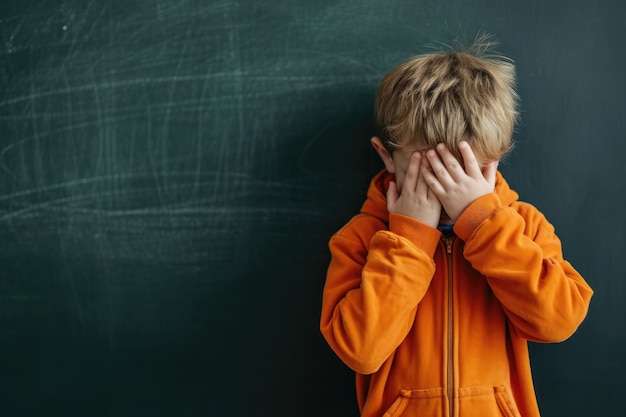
top-left (458, 385), bottom-right (497, 398)
top-left (400, 388), bottom-right (445, 399)
top-left (494, 386), bottom-right (521, 417)
top-left (382, 396), bottom-right (408, 417)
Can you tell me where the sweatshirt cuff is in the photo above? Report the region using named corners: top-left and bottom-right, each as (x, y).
top-left (389, 213), bottom-right (441, 257)
top-left (453, 193), bottom-right (502, 241)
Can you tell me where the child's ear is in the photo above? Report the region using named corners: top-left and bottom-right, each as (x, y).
top-left (371, 136), bottom-right (395, 173)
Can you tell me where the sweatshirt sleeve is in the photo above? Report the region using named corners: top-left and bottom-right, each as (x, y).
top-left (454, 193), bottom-right (593, 343)
top-left (320, 213), bottom-right (441, 374)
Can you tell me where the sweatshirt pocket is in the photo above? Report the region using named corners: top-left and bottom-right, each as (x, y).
top-left (458, 385), bottom-right (522, 417)
top-left (382, 388), bottom-right (445, 417)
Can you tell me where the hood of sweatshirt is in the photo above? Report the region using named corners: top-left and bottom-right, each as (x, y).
top-left (360, 169), bottom-right (520, 223)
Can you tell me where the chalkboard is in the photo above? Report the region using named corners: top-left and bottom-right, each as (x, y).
top-left (0, 1), bottom-right (624, 416)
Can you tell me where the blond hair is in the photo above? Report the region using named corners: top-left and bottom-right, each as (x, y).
top-left (375, 36), bottom-right (519, 165)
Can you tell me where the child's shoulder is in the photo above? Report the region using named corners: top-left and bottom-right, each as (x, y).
top-left (507, 200), bottom-right (556, 235)
top-left (333, 212), bottom-right (387, 243)
top-left (509, 200), bottom-right (546, 218)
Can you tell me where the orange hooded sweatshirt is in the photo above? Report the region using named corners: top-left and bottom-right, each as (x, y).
top-left (320, 169), bottom-right (593, 417)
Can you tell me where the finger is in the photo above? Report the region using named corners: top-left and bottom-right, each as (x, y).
top-left (386, 180), bottom-right (399, 210)
top-left (403, 152), bottom-right (422, 192)
top-left (436, 143), bottom-right (464, 180)
top-left (417, 155), bottom-right (432, 197)
top-left (423, 174), bottom-right (442, 205)
top-left (420, 157), bottom-right (446, 197)
top-left (458, 141), bottom-right (482, 178)
top-left (426, 148), bottom-right (453, 185)
top-left (417, 154), bottom-right (438, 199)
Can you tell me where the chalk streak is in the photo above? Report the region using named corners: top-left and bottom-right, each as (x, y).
top-left (0, 171), bottom-right (306, 201)
top-left (0, 171), bottom-right (320, 225)
top-left (0, 74), bottom-right (374, 108)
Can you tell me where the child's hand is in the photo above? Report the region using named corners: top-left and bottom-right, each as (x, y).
top-left (423, 141), bottom-right (498, 223)
top-left (387, 152), bottom-right (442, 228)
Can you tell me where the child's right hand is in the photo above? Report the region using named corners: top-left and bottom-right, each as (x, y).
top-left (387, 152), bottom-right (442, 228)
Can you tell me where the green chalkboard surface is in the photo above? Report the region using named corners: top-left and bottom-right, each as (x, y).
top-left (1, 1), bottom-right (624, 416)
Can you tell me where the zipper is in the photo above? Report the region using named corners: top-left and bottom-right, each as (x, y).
top-left (443, 235), bottom-right (455, 417)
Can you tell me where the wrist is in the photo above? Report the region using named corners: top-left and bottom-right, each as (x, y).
top-left (389, 213), bottom-right (441, 257)
top-left (453, 193), bottom-right (501, 241)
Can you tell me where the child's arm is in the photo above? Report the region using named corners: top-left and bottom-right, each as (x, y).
top-left (320, 213), bottom-right (440, 374)
top-left (455, 198), bottom-right (593, 342)
top-left (422, 141), bottom-right (592, 341)
top-left (320, 152), bottom-right (443, 374)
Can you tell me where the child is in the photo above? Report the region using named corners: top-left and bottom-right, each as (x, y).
top-left (320, 36), bottom-right (593, 417)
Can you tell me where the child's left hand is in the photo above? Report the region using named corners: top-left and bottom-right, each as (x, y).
top-left (422, 141), bottom-right (498, 223)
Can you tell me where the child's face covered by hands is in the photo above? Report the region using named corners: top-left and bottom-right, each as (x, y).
top-left (387, 141), bottom-right (498, 227)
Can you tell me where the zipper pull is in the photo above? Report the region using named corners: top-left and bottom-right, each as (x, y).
top-left (444, 236), bottom-right (453, 253)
